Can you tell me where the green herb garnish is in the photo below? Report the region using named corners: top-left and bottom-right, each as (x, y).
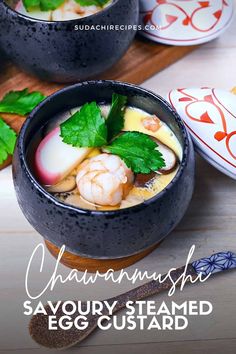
top-left (60, 94), bottom-right (166, 174)
top-left (0, 118), bottom-right (17, 164)
top-left (23, 0), bottom-right (110, 11)
top-left (106, 93), bottom-right (127, 141)
top-left (0, 88), bottom-right (45, 165)
top-left (75, 0), bottom-right (110, 7)
top-left (0, 89), bottom-right (45, 116)
top-left (23, 0), bottom-right (64, 11)
top-left (40, 0), bottom-right (65, 11)
top-left (105, 132), bottom-right (165, 174)
top-left (60, 102), bottom-right (107, 147)
top-left (23, 0), bottom-right (40, 11)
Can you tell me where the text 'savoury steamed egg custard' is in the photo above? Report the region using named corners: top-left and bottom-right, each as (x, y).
top-left (34, 93), bottom-right (183, 211)
top-left (14, 0), bottom-right (112, 21)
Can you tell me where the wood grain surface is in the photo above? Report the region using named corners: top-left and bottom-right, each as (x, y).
top-left (0, 37), bottom-right (197, 170)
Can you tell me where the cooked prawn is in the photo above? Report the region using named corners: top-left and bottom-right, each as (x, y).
top-left (76, 154), bottom-right (134, 206)
top-left (141, 115), bottom-right (162, 132)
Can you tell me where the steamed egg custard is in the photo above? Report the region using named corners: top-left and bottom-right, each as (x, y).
top-left (35, 94), bottom-right (182, 211)
top-left (14, 0), bottom-right (112, 21)
top-left (124, 108), bottom-right (182, 160)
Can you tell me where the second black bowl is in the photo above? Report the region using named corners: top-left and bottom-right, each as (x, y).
top-left (0, 0), bottom-right (139, 83)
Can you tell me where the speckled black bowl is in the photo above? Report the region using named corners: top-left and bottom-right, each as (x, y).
top-left (0, 0), bottom-right (139, 83)
top-left (13, 80), bottom-right (195, 259)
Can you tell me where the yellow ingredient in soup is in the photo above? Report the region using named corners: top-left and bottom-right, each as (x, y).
top-left (124, 107), bottom-right (183, 160)
top-left (120, 168), bottom-right (178, 209)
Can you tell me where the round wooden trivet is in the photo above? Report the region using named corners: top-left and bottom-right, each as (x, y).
top-left (45, 240), bottom-right (162, 273)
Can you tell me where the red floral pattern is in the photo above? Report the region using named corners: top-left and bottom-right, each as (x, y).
top-left (140, 0), bottom-right (233, 43)
top-left (169, 88), bottom-right (236, 175)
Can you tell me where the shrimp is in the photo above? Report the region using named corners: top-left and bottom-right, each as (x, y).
top-left (141, 115), bottom-right (162, 132)
top-left (76, 154), bottom-right (134, 206)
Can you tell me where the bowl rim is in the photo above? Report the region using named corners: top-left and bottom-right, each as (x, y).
top-left (17, 80), bottom-right (192, 216)
top-left (1, 0), bottom-right (118, 24)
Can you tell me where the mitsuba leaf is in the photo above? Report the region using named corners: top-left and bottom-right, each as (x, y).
top-left (0, 89), bottom-right (45, 116)
top-left (75, 0), bottom-right (110, 7)
top-left (60, 102), bottom-right (107, 147)
top-left (105, 131), bottom-right (166, 174)
top-left (23, 0), bottom-right (40, 11)
top-left (40, 0), bottom-right (65, 11)
top-left (106, 93), bottom-right (127, 141)
top-left (0, 118), bottom-right (17, 165)
top-left (23, 0), bottom-right (110, 11)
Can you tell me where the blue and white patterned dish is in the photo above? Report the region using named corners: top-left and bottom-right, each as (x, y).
top-left (192, 251), bottom-right (236, 276)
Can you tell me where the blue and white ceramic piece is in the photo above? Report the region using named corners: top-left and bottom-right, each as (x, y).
top-left (192, 251), bottom-right (236, 276)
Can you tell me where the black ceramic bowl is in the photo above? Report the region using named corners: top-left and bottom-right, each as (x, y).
top-left (13, 80), bottom-right (195, 259)
top-left (0, 0), bottom-right (139, 83)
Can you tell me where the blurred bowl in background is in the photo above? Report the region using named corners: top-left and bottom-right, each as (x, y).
top-left (0, 0), bottom-right (139, 83)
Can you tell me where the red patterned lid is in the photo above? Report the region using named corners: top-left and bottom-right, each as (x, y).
top-left (168, 87), bottom-right (236, 179)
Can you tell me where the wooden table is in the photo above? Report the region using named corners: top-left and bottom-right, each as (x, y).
top-left (0, 11), bottom-right (236, 354)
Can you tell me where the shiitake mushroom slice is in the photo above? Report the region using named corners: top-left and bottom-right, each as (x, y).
top-left (150, 136), bottom-right (178, 174)
top-left (53, 191), bottom-right (75, 202)
top-left (47, 176), bottom-right (76, 193)
top-left (135, 137), bottom-right (178, 187)
top-left (135, 172), bottom-right (157, 187)
top-left (158, 146), bottom-right (178, 175)
top-left (51, 186), bottom-right (97, 210)
top-left (64, 194), bottom-right (97, 210)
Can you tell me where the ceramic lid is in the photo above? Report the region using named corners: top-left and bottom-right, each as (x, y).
top-left (168, 87), bottom-right (236, 179)
top-left (139, 0), bottom-right (234, 46)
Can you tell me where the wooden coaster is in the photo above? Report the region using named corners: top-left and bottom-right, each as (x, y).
top-left (45, 240), bottom-right (161, 273)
